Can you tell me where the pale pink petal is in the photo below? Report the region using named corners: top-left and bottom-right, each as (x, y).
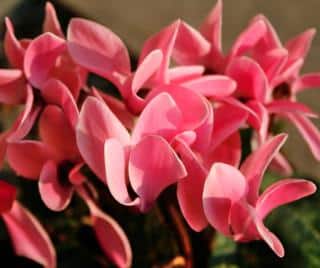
top-left (240, 134), bottom-right (288, 204)
top-left (76, 97), bottom-right (130, 181)
top-left (226, 57), bottom-right (268, 102)
top-left (292, 72), bottom-right (320, 94)
top-left (2, 201), bottom-right (56, 268)
top-left (43, 2), bottom-right (64, 37)
top-left (173, 21), bottom-right (211, 65)
top-left (229, 19), bottom-right (267, 59)
top-left (203, 163), bottom-right (247, 236)
top-left (269, 152), bottom-right (293, 176)
top-left (175, 139), bottom-right (208, 231)
top-left (0, 69), bottom-right (26, 104)
top-left (256, 179), bottom-right (316, 219)
top-left (181, 75), bottom-right (236, 98)
top-left (39, 105), bottom-right (79, 162)
top-left (131, 93), bottom-right (181, 144)
top-left (24, 33), bottom-right (66, 89)
top-left (7, 141), bottom-right (53, 179)
top-left (67, 18), bottom-right (130, 86)
top-left (104, 138), bottom-right (140, 206)
top-left (286, 113), bottom-right (320, 161)
top-left (41, 79), bottom-right (79, 128)
top-left (267, 100), bottom-right (317, 117)
top-left (4, 17), bottom-right (25, 69)
top-left (129, 135), bottom-right (187, 212)
top-left (139, 20), bottom-right (180, 83)
top-left (167, 65), bottom-right (204, 84)
top-left (78, 190), bottom-right (132, 268)
top-left (39, 161), bottom-right (73, 211)
top-left (0, 181), bottom-right (16, 213)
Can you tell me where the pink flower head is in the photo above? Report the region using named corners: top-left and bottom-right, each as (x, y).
top-left (203, 134), bottom-right (316, 257)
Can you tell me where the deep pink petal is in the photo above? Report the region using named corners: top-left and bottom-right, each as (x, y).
top-left (39, 161), bottom-right (73, 211)
top-left (174, 139), bottom-right (208, 231)
top-left (226, 57), bottom-right (268, 102)
top-left (4, 17), bottom-right (25, 69)
top-left (78, 190), bottom-right (132, 268)
top-left (181, 75), bottom-right (236, 98)
top-left (0, 181), bottom-right (16, 213)
top-left (267, 100), bottom-right (317, 117)
top-left (129, 135), bottom-right (187, 212)
top-left (7, 141), bottom-right (53, 179)
top-left (173, 21), bottom-right (211, 65)
top-left (104, 138), bottom-right (140, 207)
top-left (0, 69), bottom-right (27, 104)
top-left (24, 33), bottom-right (66, 89)
top-left (203, 163), bottom-right (248, 236)
top-left (67, 18), bottom-right (130, 86)
top-left (139, 20), bottom-right (180, 83)
top-left (2, 201), bottom-right (56, 268)
top-left (240, 134), bottom-right (288, 204)
top-left (132, 93), bottom-right (181, 144)
top-left (292, 72), bottom-right (320, 94)
top-left (286, 113), bottom-right (320, 161)
top-left (76, 97), bottom-right (130, 181)
top-left (39, 105), bottom-right (79, 161)
top-left (256, 179), bottom-right (316, 219)
top-left (43, 2), bottom-right (64, 37)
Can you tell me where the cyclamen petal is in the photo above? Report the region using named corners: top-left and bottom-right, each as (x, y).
top-left (2, 201), bottom-right (56, 268)
top-left (43, 2), bottom-right (64, 37)
top-left (0, 69), bottom-right (26, 104)
top-left (0, 181), bottom-right (16, 213)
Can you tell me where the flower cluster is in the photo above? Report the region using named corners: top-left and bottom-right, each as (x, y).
top-left (0, 1), bottom-right (319, 267)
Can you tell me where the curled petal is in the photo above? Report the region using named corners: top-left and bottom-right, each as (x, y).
top-left (76, 97), bottom-right (130, 181)
top-left (129, 135), bottom-right (187, 212)
top-left (181, 75), bottom-right (236, 98)
top-left (67, 18), bottom-right (130, 86)
top-left (2, 201), bottom-right (56, 268)
top-left (7, 141), bottom-right (53, 179)
top-left (240, 134), bottom-right (288, 204)
top-left (203, 163), bottom-right (247, 236)
top-left (256, 179), bottom-right (316, 219)
top-left (173, 21), bottom-right (211, 65)
top-left (0, 181), bottom-right (16, 213)
top-left (24, 33), bottom-right (66, 89)
top-left (0, 69), bottom-right (26, 104)
top-left (39, 161), bottom-right (73, 211)
top-left (43, 2), bottom-right (64, 37)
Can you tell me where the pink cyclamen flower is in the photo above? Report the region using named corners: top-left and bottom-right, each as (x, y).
top-left (203, 134), bottom-right (316, 257)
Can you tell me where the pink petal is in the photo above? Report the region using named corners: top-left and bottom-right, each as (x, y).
top-left (167, 65), bottom-right (204, 84)
top-left (43, 2), bottom-right (64, 37)
top-left (0, 181), bottom-right (16, 213)
top-left (7, 141), bottom-right (53, 179)
top-left (39, 105), bottom-right (79, 162)
top-left (173, 21), bottom-right (211, 65)
top-left (131, 93), bottom-right (181, 144)
top-left (292, 72), bottom-right (320, 94)
top-left (79, 191), bottom-right (132, 268)
top-left (203, 163), bottom-right (248, 236)
top-left (175, 139), bottom-right (208, 231)
top-left (24, 33), bottom-right (66, 89)
top-left (39, 161), bottom-right (73, 211)
top-left (67, 18), bottom-right (130, 86)
top-left (2, 201), bottom-right (56, 268)
top-left (181, 75), bottom-right (236, 98)
top-left (286, 113), bottom-right (320, 161)
top-left (0, 69), bottom-right (27, 104)
top-left (129, 135), bottom-right (187, 212)
top-left (139, 20), bottom-right (180, 83)
top-left (104, 138), bottom-right (140, 207)
top-left (68, 162), bottom-right (86, 186)
top-left (41, 79), bottom-right (79, 128)
top-left (4, 17), bottom-right (25, 69)
top-left (285, 28), bottom-right (316, 65)
top-left (229, 19), bottom-right (267, 59)
top-left (76, 97), bottom-right (130, 181)
top-left (267, 100), bottom-right (317, 117)
top-left (256, 179), bottom-right (316, 220)
top-left (226, 57), bottom-right (268, 102)
top-left (240, 134), bottom-right (288, 204)
top-left (269, 152), bottom-right (293, 176)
